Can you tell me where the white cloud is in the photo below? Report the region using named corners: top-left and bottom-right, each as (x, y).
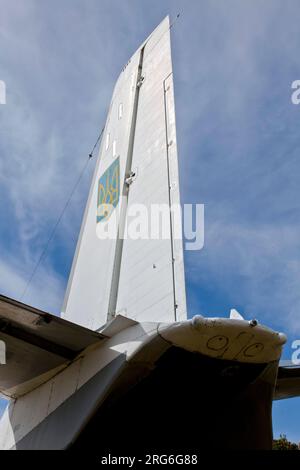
top-left (0, 252), bottom-right (65, 313)
top-left (187, 220), bottom-right (300, 334)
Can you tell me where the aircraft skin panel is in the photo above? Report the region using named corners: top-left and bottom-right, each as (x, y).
top-left (8, 355), bottom-right (127, 450)
top-left (0, 316), bottom-right (286, 449)
top-left (0, 321), bottom-right (161, 449)
top-left (116, 17), bottom-right (187, 323)
top-left (62, 16), bottom-right (187, 329)
top-left (62, 48), bottom-right (141, 329)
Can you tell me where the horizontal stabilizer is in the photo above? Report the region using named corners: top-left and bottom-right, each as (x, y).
top-left (0, 295), bottom-right (105, 397)
top-left (274, 362), bottom-right (300, 400)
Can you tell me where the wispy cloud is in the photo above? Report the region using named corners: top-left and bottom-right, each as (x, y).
top-left (0, 252), bottom-right (65, 313)
top-left (186, 221), bottom-right (300, 333)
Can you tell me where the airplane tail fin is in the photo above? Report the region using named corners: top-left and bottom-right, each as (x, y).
top-left (62, 17), bottom-right (187, 330)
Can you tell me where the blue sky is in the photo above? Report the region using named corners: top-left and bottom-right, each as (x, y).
top-left (0, 0), bottom-right (300, 444)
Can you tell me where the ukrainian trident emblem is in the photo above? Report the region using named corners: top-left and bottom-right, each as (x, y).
top-left (97, 157), bottom-right (120, 223)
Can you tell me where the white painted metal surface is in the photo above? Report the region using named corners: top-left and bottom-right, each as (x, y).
top-left (0, 314), bottom-right (287, 449)
top-left (0, 319), bottom-right (163, 449)
top-left (159, 316), bottom-right (286, 363)
top-left (116, 19), bottom-right (186, 323)
top-left (62, 16), bottom-right (187, 329)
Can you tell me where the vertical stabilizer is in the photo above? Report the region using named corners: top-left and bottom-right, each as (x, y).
top-left (62, 17), bottom-right (187, 329)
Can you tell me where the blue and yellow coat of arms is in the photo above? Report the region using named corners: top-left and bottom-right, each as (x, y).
top-left (97, 157), bottom-right (120, 223)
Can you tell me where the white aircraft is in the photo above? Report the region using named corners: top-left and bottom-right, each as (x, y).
top-left (0, 16), bottom-right (299, 450)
